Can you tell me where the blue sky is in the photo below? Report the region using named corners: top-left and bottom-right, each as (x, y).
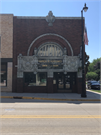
top-left (0, 0), bottom-right (101, 63)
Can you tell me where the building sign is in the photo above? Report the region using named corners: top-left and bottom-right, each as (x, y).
top-left (38, 59), bottom-right (63, 69)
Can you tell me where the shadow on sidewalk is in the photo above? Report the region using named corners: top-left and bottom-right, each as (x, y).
top-left (0, 90), bottom-right (101, 104)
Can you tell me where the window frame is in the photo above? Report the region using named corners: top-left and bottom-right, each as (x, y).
top-left (24, 72), bottom-right (47, 87)
top-left (0, 62), bottom-right (7, 87)
top-left (36, 42), bottom-right (64, 57)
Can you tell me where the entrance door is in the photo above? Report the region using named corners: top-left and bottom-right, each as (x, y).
top-left (57, 73), bottom-right (64, 89)
top-left (54, 72), bottom-right (72, 92)
top-left (64, 74), bottom-right (71, 89)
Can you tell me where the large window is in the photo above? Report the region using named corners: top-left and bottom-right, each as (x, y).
top-left (37, 42), bottom-right (64, 57)
top-left (24, 72), bottom-right (47, 86)
top-left (0, 63), bottom-right (7, 87)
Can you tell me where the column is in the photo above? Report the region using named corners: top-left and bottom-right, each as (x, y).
top-left (17, 78), bottom-right (24, 93)
top-left (47, 71), bottom-right (53, 93)
top-left (77, 70), bottom-right (82, 94)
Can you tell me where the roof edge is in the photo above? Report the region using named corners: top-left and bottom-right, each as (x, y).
top-left (16, 16), bottom-right (83, 19)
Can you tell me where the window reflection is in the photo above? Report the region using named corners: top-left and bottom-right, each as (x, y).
top-left (65, 75), bottom-right (70, 89)
top-left (58, 73), bottom-right (64, 89)
top-left (0, 63), bottom-right (7, 87)
top-left (24, 72), bottom-right (47, 86)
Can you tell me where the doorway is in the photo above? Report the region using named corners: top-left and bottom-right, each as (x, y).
top-left (54, 72), bottom-right (73, 92)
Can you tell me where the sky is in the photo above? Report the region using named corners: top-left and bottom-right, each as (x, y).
top-left (0, 0), bottom-right (101, 63)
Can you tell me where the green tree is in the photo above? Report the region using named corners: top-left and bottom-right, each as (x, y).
top-left (88, 58), bottom-right (100, 72)
top-left (86, 72), bottom-right (98, 80)
top-left (86, 57), bottom-right (101, 81)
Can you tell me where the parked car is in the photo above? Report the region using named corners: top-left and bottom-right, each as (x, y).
top-left (87, 80), bottom-right (95, 88)
top-left (98, 80), bottom-right (101, 84)
top-left (87, 80), bottom-right (100, 90)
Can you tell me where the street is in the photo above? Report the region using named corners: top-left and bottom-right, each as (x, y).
top-left (0, 99), bottom-right (101, 135)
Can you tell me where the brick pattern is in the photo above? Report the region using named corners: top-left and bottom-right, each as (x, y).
top-left (0, 14), bottom-right (13, 58)
top-left (24, 86), bottom-right (47, 93)
top-left (28, 35), bottom-right (72, 56)
top-left (77, 78), bottom-right (82, 94)
top-left (13, 17), bottom-right (82, 57)
top-left (16, 78), bottom-right (24, 93)
top-left (13, 17), bottom-right (85, 93)
top-left (47, 78), bottom-right (53, 93)
top-left (1, 62), bottom-right (12, 92)
top-left (72, 84), bottom-right (77, 93)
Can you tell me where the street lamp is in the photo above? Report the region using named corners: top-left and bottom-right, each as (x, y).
top-left (81, 3), bottom-right (88, 97)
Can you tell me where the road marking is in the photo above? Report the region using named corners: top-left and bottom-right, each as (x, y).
top-left (5, 109), bottom-right (15, 111)
top-left (1, 96), bottom-right (13, 99)
top-left (0, 115), bottom-right (101, 118)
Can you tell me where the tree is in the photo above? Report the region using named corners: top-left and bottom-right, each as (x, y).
top-left (86, 72), bottom-right (98, 80)
top-left (86, 57), bottom-right (101, 81)
top-left (88, 58), bottom-right (100, 72)
top-left (94, 61), bottom-right (100, 80)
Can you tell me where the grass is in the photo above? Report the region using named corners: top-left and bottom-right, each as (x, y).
top-left (90, 89), bottom-right (101, 93)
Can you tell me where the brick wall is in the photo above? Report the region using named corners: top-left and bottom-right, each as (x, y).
top-left (13, 17), bottom-right (82, 57)
top-left (0, 14), bottom-right (13, 92)
top-left (0, 14), bottom-right (13, 58)
top-left (13, 16), bottom-right (84, 93)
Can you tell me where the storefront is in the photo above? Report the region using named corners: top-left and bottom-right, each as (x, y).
top-left (15, 38), bottom-right (82, 93)
top-left (1, 11), bottom-right (85, 93)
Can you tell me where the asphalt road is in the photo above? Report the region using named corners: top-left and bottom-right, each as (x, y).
top-left (0, 98), bottom-right (101, 135)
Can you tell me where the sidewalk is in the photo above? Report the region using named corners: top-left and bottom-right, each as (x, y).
top-left (1, 89), bottom-right (101, 101)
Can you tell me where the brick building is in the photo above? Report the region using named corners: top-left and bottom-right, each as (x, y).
top-left (0, 14), bottom-right (13, 92)
top-left (0, 11), bottom-right (85, 93)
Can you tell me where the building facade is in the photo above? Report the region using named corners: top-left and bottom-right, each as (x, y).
top-left (0, 14), bottom-right (13, 92)
top-left (0, 11), bottom-right (85, 93)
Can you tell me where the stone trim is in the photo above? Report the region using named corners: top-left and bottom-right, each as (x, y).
top-left (16, 16), bottom-right (83, 19)
top-left (37, 42), bottom-right (64, 57)
top-left (16, 55), bottom-right (80, 78)
top-left (77, 70), bottom-right (82, 78)
top-left (27, 33), bottom-right (73, 56)
top-left (47, 71), bottom-right (53, 78)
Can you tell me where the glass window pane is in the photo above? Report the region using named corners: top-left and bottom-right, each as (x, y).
top-left (36, 73), bottom-right (47, 86)
top-left (0, 63), bottom-right (7, 87)
top-left (65, 75), bottom-right (70, 89)
top-left (37, 43), bottom-right (63, 57)
top-left (24, 72), bottom-right (47, 86)
top-left (58, 73), bottom-right (64, 89)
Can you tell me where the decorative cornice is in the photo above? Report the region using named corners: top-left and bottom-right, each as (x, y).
top-left (16, 16), bottom-right (82, 19)
top-left (16, 54), bottom-right (80, 78)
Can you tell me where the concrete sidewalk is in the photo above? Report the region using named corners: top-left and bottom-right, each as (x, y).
top-left (1, 89), bottom-right (101, 101)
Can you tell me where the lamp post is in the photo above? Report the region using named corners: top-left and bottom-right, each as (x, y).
top-left (81, 3), bottom-right (88, 97)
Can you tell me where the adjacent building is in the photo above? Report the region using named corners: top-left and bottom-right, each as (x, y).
top-left (0, 14), bottom-right (13, 92)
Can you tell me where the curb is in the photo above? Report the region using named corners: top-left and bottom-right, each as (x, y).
top-left (87, 89), bottom-right (101, 95)
top-left (1, 96), bottom-right (100, 101)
